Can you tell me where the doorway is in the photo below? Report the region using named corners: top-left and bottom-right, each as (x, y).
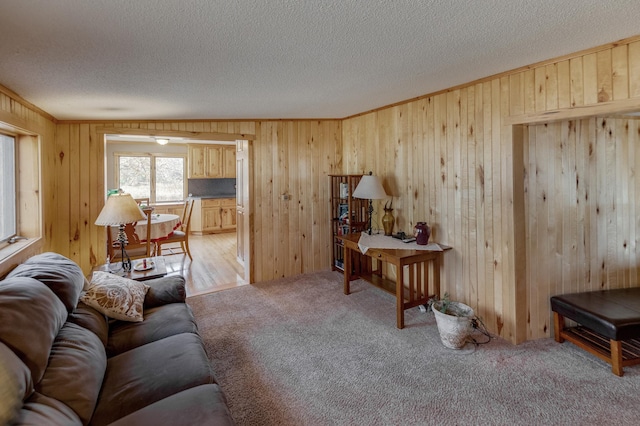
top-left (170, 232), bottom-right (245, 296)
top-left (508, 108), bottom-right (640, 343)
top-left (100, 130), bottom-right (254, 296)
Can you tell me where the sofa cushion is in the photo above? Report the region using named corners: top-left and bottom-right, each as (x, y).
top-left (0, 342), bottom-right (30, 426)
top-left (67, 301), bottom-right (109, 347)
top-left (107, 302), bottom-right (199, 356)
top-left (36, 322), bottom-right (106, 425)
top-left (81, 271), bottom-right (149, 322)
top-left (144, 275), bottom-right (187, 308)
top-left (108, 384), bottom-right (235, 426)
top-left (0, 277), bottom-right (67, 384)
top-left (6, 252), bottom-right (86, 312)
top-left (16, 392), bottom-right (82, 425)
top-left (92, 333), bottom-right (215, 426)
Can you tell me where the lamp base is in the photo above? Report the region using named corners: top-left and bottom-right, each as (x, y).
top-left (106, 256), bottom-right (122, 273)
top-left (367, 200), bottom-right (374, 235)
top-left (114, 223), bottom-right (132, 273)
top-left (121, 246), bottom-right (132, 272)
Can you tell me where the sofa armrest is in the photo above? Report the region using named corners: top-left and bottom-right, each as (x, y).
top-left (143, 275), bottom-right (186, 308)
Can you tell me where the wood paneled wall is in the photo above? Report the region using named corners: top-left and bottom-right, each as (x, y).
top-left (253, 121), bottom-right (341, 278)
top-left (1, 99), bottom-right (341, 281)
top-left (0, 89), bottom-right (55, 277)
top-left (343, 87), bottom-right (512, 338)
top-left (53, 120), bottom-right (341, 281)
top-left (342, 37), bottom-right (640, 343)
top-left (4, 35), bottom-right (640, 344)
top-left (525, 118), bottom-right (640, 339)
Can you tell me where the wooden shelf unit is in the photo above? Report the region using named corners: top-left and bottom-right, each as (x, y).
top-left (329, 174), bottom-right (368, 272)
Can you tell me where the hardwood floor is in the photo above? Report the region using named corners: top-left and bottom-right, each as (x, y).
top-left (163, 232), bottom-right (247, 297)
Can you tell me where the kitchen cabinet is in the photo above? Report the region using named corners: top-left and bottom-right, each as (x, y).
top-left (191, 198), bottom-right (236, 234)
top-left (150, 203), bottom-right (183, 216)
top-left (223, 146), bottom-right (236, 178)
top-left (188, 144), bottom-right (236, 178)
top-left (202, 202), bottom-right (222, 231)
top-left (188, 145), bottom-right (206, 178)
top-left (204, 146), bottom-right (222, 178)
top-left (220, 201), bottom-right (237, 230)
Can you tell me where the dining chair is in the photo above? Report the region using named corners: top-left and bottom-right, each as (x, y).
top-left (156, 199), bottom-right (194, 260)
top-left (107, 208), bottom-right (154, 262)
top-left (134, 197), bottom-right (150, 206)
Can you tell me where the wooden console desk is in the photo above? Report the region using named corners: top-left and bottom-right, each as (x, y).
top-left (338, 233), bottom-right (451, 329)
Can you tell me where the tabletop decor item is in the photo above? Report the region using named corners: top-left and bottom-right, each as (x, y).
top-left (413, 222), bottom-right (430, 245)
top-left (382, 200), bottom-right (395, 236)
top-left (133, 258), bottom-right (154, 271)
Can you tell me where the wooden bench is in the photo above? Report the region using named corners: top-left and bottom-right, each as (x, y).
top-left (550, 288), bottom-right (640, 376)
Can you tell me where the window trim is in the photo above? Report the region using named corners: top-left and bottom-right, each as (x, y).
top-left (0, 132), bottom-right (17, 246)
top-left (113, 151), bottom-right (187, 204)
top-left (0, 124), bottom-right (42, 268)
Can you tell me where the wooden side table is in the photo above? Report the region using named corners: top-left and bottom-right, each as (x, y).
top-left (95, 257), bottom-right (167, 281)
top-left (338, 233), bottom-right (451, 329)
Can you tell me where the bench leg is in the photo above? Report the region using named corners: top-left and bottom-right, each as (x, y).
top-left (610, 339), bottom-right (624, 377)
top-left (553, 312), bottom-right (565, 343)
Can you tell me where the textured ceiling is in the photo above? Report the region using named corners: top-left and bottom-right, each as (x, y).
top-left (1, 0), bottom-right (639, 121)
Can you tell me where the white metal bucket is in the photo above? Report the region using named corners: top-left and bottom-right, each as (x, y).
top-left (432, 301), bottom-right (474, 349)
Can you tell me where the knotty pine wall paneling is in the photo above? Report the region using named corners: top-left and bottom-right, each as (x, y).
top-left (52, 119), bottom-right (341, 281)
top-left (0, 88), bottom-right (56, 277)
top-left (524, 117), bottom-right (640, 340)
top-left (342, 36), bottom-right (640, 343)
top-left (5, 35), bottom-right (640, 344)
top-left (52, 123), bottom-right (104, 269)
top-left (52, 124), bottom-right (70, 256)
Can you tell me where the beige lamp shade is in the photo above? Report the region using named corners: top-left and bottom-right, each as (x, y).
top-left (95, 193), bottom-right (146, 226)
top-left (353, 175), bottom-right (387, 200)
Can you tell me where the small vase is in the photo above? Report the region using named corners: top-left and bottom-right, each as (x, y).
top-left (382, 208), bottom-right (395, 236)
top-left (413, 222), bottom-right (430, 245)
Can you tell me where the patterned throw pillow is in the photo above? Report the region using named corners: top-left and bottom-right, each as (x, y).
top-left (80, 272), bottom-right (150, 322)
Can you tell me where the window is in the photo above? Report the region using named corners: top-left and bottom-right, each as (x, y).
top-left (0, 133), bottom-right (16, 243)
top-left (115, 153), bottom-right (186, 203)
top-left (0, 128), bottom-right (40, 269)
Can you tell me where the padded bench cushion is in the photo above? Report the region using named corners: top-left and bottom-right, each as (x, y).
top-left (550, 288), bottom-right (640, 340)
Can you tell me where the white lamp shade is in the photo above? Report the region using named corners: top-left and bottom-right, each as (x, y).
top-left (95, 193), bottom-right (146, 226)
top-left (352, 175), bottom-right (387, 200)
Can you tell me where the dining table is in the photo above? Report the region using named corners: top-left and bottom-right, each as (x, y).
top-left (110, 213), bottom-right (181, 243)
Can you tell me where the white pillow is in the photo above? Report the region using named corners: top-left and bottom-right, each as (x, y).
top-left (80, 271), bottom-right (149, 322)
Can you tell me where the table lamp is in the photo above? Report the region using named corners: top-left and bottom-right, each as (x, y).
top-left (95, 192), bottom-right (146, 272)
top-left (352, 172), bottom-right (387, 235)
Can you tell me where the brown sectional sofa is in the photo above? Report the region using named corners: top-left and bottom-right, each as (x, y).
top-left (0, 252), bottom-right (234, 425)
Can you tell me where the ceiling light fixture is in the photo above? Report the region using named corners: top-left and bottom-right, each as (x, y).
top-left (155, 138), bottom-right (169, 145)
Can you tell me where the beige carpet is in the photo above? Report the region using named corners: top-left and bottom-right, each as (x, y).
top-left (188, 271), bottom-right (640, 426)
